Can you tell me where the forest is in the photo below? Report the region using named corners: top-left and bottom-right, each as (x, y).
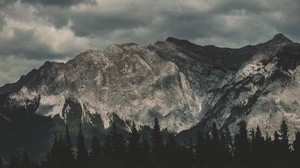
top-left (1, 118), bottom-right (300, 168)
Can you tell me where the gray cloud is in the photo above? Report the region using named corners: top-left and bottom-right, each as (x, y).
top-left (0, 0), bottom-right (300, 86)
top-left (21, 0), bottom-right (96, 7)
top-left (0, 28), bottom-right (61, 59)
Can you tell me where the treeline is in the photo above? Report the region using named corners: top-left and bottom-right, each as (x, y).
top-left (2, 118), bottom-right (300, 168)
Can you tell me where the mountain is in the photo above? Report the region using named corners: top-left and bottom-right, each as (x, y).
top-left (1, 33), bottom-right (300, 159)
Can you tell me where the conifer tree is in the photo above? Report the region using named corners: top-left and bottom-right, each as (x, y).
top-left (128, 122), bottom-right (140, 165)
top-left (292, 131), bottom-right (300, 166)
top-left (278, 119), bottom-right (291, 166)
top-left (220, 126), bottom-right (233, 166)
top-left (90, 132), bottom-right (102, 168)
top-left (103, 133), bottom-right (112, 160)
top-left (195, 132), bottom-right (205, 166)
top-left (152, 117), bottom-right (163, 159)
top-left (50, 133), bottom-right (58, 161)
top-left (165, 133), bottom-right (178, 165)
top-left (210, 122), bottom-right (221, 167)
top-left (140, 134), bottom-right (150, 164)
top-left (203, 132), bottom-right (212, 166)
top-left (90, 134), bottom-right (102, 159)
top-left (110, 122), bottom-right (125, 160)
top-left (279, 119), bottom-right (289, 152)
top-left (252, 126), bottom-right (265, 167)
top-left (64, 124), bottom-right (74, 168)
top-left (76, 124), bottom-right (89, 168)
top-left (234, 120), bottom-right (249, 166)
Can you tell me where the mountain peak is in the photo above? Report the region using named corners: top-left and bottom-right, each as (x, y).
top-left (166, 37), bottom-right (183, 43)
top-left (272, 33), bottom-right (292, 42)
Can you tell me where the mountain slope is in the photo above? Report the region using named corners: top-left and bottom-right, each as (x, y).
top-left (0, 33), bottom-right (300, 142)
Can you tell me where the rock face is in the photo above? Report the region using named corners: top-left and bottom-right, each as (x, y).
top-left (0, 33), bottom-right (300, 138)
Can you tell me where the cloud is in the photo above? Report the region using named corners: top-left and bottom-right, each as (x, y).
top-left (0, 55), bottom-right (44, 86)
top-left (0, 0), bottom-right (299, 85)
top-left (21, 0), bottom-right (96, 7)
top-left (0, 2), bottom-right (90, 60)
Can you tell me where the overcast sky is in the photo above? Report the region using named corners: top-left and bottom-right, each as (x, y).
top-left (0, 0), bottom-right (299, 86)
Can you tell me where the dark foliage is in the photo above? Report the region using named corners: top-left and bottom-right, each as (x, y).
top-left (4, 119), bottom-right (300, 168)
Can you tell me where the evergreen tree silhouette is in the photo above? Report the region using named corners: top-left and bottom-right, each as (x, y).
top-left (265, 132), bottom-right (272, 166)
top-left (292, 131), bottom-right (300, 167)
top-left (140, 134), bottom-right (150, 165)
top-left (278, 119), bottom-right (291, 166)
top-left (165, 133), bottom-right (178, 167)
top-left (152, 117), bottom-right (164, 161)
top-left (195, 132), bottom-right (205, 166)
top-left (210, 122), bottom-right (222, 167)
top-left (203, 132), bottom-right (212, 166)
top-left (270, 130), bottom-right (282, 168)
top-left (234, 120), bottom-right (249, 166)
top-left (127, 122), bottom-right (140, 167)
top-left (220, 126), bottom-right (233, 166)
top-left (279, 119), bottom-right (289, 152)
top-left (101, 122), bottom-right (126, 167)
top-left (110, 122), bottom-right (125, 160)
top-left (252, 126), bottom-right (265, 167)
top-left (5, 117), bottom-right (300, 168)
top-left (90, 131), bottom-right (102, 168)
top-left (76, 123), bottom-right (89, 168)
top-left (90, 134), bottom-right (102, 159)
top-left (64, 124), bottom-right (74, 168)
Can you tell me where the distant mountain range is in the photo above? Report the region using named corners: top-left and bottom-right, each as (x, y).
top-left (1, 33), bottom-right (300, 160)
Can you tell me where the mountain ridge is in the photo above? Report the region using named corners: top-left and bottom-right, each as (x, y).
top-left (0, 33), bottom-right (299, 135)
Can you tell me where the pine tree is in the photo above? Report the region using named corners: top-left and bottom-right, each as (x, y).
top-left (110, 122), bottom-right (125, 160)
top-left (76, 124), bottom-right (89, 168)
top-left (152, 117), bottom-right (163, 159)
top-left (128, 122), bottom-right (140, 165)
top-left (220, 126), bottom-right (233, 166)
top-left (265, 132), bottom-right (272, 166)
top-left (252, 126), bottom-right (265, 167)
top-left (292, 131), bottom-right (300, 166)
top-left (195, 132), bottom-right (205, 166)
top-left (65, 124), bottom-right (74, 168)
top-left (279, 119), bottom-right (289, 152)
top-left (90, 134), bottom-right (102, 159)
top-left (90, 132), bottom-right (102, 168)
top-left (165, 133), bottom-right (178, 166)
top-left (210, 122), bottom-right (222, 167)
top-left (278, 119), bottom-right (291, 167)
top-left (202, 132), bottom-right (212, 166)
top-left (103, 133), bottom-right (112, 160)
top-left (140, 134), bottom-right (150, 164)
top-left (270, 131), bottom-right (282, 168)
top-left (234, 120), bottom-right (249, 166)
top-left (50, 133), bottom-right (59, 161)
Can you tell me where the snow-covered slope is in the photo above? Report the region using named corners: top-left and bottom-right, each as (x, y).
top-left (0, 33), bottom-right (300, 136)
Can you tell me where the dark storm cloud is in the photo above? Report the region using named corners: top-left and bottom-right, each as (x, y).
top-left (0, 13), bottom-right (5, 31)
top-left (21, 0), bottom-right (96, 7)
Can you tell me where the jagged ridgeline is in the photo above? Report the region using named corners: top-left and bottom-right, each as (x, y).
top-left (0, 34), bottom-right (300, 161)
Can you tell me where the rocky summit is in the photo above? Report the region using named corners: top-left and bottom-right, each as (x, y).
top-left (0, 33), bottom-right (300, 158)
